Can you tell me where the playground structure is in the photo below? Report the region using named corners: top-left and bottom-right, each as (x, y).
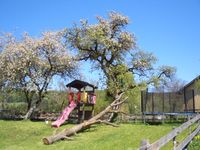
top-left (52, 80), bottom-right (97, 127)
top-left (141, 75), bottom-right (200, 122)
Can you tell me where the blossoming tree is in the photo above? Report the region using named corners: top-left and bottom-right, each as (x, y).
top-left (64, 12), bottom-right (175, 121)
top-left (0, 31), bottom-right (78, 119)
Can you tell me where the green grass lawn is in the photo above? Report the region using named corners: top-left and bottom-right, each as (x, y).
top-left (0, 120), bottom-right (184, 150)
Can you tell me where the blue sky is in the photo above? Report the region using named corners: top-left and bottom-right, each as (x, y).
top-left (1, 0), bottom-right (200, 86)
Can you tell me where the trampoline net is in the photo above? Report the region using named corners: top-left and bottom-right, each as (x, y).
top-left (141, 89), bottom-right (195, 113)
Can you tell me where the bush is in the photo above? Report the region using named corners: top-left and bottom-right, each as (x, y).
top-left (94, 90), bottom-right (112, 114)
top-left (0, 89), bottom-right (142, 117)
top-left (4, 102), bottom-right (27, 116)
top-left (188, 135), bottom-right (200, 150)
top-left (39, 90), bottom-right (68, 113)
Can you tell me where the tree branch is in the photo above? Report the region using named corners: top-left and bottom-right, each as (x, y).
top-left (112, 97), bottom-right (128, 107)
top-left (108, 110), bottom-right (128, 115)
top-left (98, 120), bottom-right (119, 127)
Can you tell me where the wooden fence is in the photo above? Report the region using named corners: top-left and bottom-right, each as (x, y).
top-left (139, 114), bottom-right (200, 150)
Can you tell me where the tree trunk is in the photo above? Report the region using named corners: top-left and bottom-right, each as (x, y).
top-left (27, 101), bottom-right (32, 111)
top-left (24, 105), bottom-right (36, 120)
top-left (23, 89), bottom-right (35, 119)
top-left (107, 94), bottom-right (121, 122)
top-left (43, 92), bottom-right (126, 145)
top-left (24, 98), bottom-right (42, 120)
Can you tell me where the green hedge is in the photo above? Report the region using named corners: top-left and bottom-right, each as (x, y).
top-left (0, 89), bottom-right (141, 116)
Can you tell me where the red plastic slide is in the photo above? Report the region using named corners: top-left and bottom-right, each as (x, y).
top-left (51, 101), bottom-right (77, 128)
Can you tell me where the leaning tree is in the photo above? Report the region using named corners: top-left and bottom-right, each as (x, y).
top-left (0, 31), bottom-right (78, 119)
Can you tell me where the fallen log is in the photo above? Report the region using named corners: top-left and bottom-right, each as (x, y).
top-left (43, 93), bottom-right (126, 145)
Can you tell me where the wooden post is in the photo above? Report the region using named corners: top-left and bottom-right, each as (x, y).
top-left (169, 93), bottom-right (171, 112)
top-left (184, 88), bottom-right (188, 112)
top-left (77, 104), bottom-right (80, 123)
top-left (82, 103), bottom-right (85, 122)
top-left (172, 126), bottom-right (178, 150)
top-left (143, 89), bottom-right (148, 124)
top-left (141, 91), bottom-right (145, 124)
top-left (173, 136), bottom-right (177, 150)
top-left (141, 91), bottom-right (144, 114)
top-left (192, 90), bottom-right (195, 113)
top-left (145, 88), bottom-right (148, 112)
top-left (140, 139), bottom-right (150, 150)
top-left (92, 104), bottom-right (94, 118)
top-left (152, 93), bottom-right (154, 113)
top-left (162, 92), bottom-right (165, 113)
top-left (162, 92), bottom-right (165, 123)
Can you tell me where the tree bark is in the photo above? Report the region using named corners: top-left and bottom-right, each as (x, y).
top-left (24, 92), bottom-right (43, 120)
top-left (24, 98), bottom-right (42, 120)
top-left (24, 105), bottom-right (36, 120)
top-left (23, 90), bottom-right (36, 119)
top-left (107, 94), bottom-right (122, 122)
top-left (43, 92), bottom-right (126, 145)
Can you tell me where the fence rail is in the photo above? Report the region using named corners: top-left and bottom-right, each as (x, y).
top-left (139, 114), bottom-right (200, 150)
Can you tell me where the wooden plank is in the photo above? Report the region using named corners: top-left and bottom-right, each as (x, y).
top-left (175, 124), bottom-right (200, 150)
top-left (142, 114), bottom-right (200, 150)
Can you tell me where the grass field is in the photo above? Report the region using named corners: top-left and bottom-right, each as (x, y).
top-left (0, 120), bottom-right (185, 150)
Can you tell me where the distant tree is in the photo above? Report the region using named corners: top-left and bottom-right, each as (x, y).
top-left (154, 77), bottom-right (186, 92)
top-left (0, 32), bottom-right (9, 87)
top-left (0, 31), bottom-right (78, 119)
top-left (165, 77), bottom-right (186, 92)
top-left (64, 12), bottom-right (175, 121)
